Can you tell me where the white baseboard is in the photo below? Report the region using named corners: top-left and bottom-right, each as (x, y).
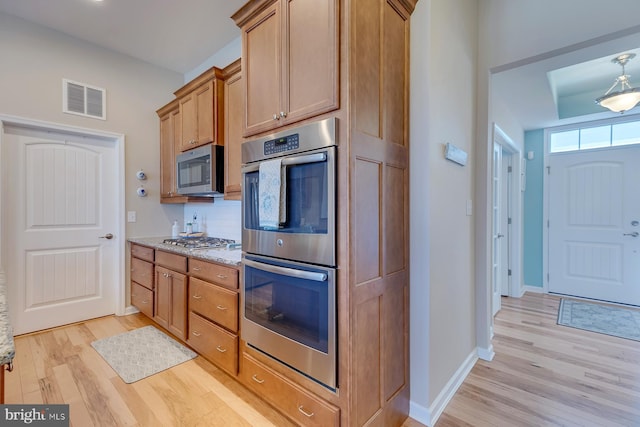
top-left (122, 305), bottom-right (140, 316)
top-left (522, 285), bottom-right (544, 295)
top-left (409, 401), bottom-right (431, 426)
top-left (409, 350), bottom-right (478, 426)
top-left (477, 344), bottom-right (494, 361)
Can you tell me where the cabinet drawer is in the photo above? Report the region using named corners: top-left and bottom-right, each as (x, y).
top-left (188, 312), bottom-right (238, 376)
top-left (241, 354), bottom-right (339, 427)
top-left (131, 243), bottom-right (154, 262)
top-left (189, 277), bottom-right (238, 332)
top-left (131, 257), bottom-right (154, 290)
top-left (189, 259), bottom-right (238, 290)
top-left (131, 282), bottom-right (154, 318)
top-left (156, 250), bottom-right (187, 272)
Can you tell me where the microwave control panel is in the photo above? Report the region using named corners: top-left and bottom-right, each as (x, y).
top-left (264, 133), bottom-right (299, 156)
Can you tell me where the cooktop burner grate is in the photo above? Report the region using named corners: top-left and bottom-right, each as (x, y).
top-left (162, 236), bottom-right (236, 249)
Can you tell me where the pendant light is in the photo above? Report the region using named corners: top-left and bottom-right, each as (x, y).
top-left (595, 53), bottom-right (640, 113)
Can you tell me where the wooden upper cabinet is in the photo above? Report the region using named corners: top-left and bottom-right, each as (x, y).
top-left (174, 66), bottom-right (225, 151)
top-left (223, 59), bottom-right (243, 200)
top-left (157, 99), bottom-right (180, 200)
top-left (233, 0), bottom-right (339, 137)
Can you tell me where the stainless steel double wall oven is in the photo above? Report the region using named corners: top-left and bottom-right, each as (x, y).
top-left (241, 117), bottom-right (337, 389)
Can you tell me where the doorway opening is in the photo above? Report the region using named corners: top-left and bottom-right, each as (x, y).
top-left (491, 124), bottom-right (524, 319)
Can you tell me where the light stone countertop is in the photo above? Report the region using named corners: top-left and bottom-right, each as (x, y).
top-left (128, 236), bottom-right (242, 266)
top-left (0, 273), bottom-right (15, 367)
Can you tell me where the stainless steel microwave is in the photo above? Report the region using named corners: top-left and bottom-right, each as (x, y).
top-left (176, 144), bottom-right (224, 195)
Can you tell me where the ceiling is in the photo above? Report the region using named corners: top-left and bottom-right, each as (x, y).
top-left (0, 0), bottom-right (246, 74)
top-left (3, 1), bottom-right (640, 131)
top-left (492, 28), bottom-right (640, 130)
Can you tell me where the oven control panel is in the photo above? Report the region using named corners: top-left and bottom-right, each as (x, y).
top-left (264, 133), bottom-right (299, 156)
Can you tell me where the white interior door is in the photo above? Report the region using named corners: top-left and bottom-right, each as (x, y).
top-left (548, 146), bottom-right (640, 305)
top-left (492, 144), bottom-right (503, 315)
top-left (2, 125), bottom-right (119, 335)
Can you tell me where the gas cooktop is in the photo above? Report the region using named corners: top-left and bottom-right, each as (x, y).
top-left (162, 236), bottom-right (236, 249)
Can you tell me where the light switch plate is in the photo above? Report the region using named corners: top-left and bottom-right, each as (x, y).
top-left (127, 211), bottom-right (136, 222)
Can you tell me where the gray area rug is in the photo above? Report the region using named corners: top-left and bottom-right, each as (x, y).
top-left (91, 325), bottom-right (197, 383)
top-left (557, 299), bottom-right (640, 342)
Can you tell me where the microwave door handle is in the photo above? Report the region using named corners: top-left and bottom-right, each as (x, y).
top-left (242, 152), bottom-right (327, 173)
top-left (244, 259), bottom-right (327, 282)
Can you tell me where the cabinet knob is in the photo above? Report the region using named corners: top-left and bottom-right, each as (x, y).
top-left (273, 113), bottom-right (279, 120)
top-left (279, 111), bottom-right (287, 118)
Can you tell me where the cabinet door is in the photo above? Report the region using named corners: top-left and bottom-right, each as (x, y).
top-left (224, 62), bottom-right (243, 200)
top-left (160, 108), bottom-right (180, 198)
top-left (283, 0), bottom-right (339, 124)
top-left (169, 271), bottom-right (187, 340)
top-left (195, 80), bottom-right (214, 146)
top-left (243, 2), bottom-right (282, 136)
top-left (179, 93), bottom-right (198, 151)
top-left (155, 265), bottom-right (187, 340)
top-left (154, 266), bottom-right (171, 330)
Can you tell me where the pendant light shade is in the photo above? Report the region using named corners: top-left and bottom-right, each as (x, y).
top-left (596, 53), bottom-right (640, 113)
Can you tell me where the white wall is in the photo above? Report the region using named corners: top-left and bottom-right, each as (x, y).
top-left (0, 12), bottom-right (185, 238)
top-left (409, 0), bottom-right (478, 423)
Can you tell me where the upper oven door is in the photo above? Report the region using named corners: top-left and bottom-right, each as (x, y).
top-left (242, 146), bottom-right (336, 266)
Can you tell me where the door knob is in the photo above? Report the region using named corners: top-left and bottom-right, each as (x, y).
top-left (99, 233), bottom-right (114, 239)
top-left (623, 231), bottom-right (639, 237)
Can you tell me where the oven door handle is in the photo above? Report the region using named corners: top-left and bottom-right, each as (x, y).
top-left (242, 152), bottom-right (327, 173)
top-left (244, 259), bottom-right (328, 282)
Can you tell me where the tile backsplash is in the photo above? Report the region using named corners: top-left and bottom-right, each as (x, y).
top-left (183, 199), bottom-right (241, 242)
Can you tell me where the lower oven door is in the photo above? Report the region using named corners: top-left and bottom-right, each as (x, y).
top-left (242, 254), bottom-right (336, 389)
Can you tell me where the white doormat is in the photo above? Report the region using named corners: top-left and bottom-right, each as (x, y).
top-left (557, 299), bottom-right (640, 342)
top-left (91, 325), bottom-right (197, 383)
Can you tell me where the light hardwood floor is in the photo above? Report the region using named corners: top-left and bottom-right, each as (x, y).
top-left (8, 292), bottom-right (638, 426)
top-left (436, 293), bottom-right (640, 427)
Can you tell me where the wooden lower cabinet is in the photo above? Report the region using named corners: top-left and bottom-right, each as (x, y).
top-left (131, 282), bottom-right (153, 318)
top-left (154, 265), bottom-right (187, 340)
top-left (189, 277), bottom-right (238, 332)
top-left (188, 312), bottom-right (238, 376)
top-left (241, 353), bottom-right (339, 427)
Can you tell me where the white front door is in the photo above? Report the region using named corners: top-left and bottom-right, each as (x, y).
top-left (2, 125), bottom-right (119, 334)
top-left (548, 146), bottom-right (640, 305)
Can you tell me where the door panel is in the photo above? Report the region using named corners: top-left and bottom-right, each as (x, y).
top-left (3, 127), bottom-right (118, 335)
top-left (548, 146), bottom-right (640, 305)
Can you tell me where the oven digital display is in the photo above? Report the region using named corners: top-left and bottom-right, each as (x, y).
top-left (263, 133), bottom-right (299, 155)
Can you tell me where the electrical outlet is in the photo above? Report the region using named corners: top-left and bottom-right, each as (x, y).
top-left (127, 211), bottom-right (137, 222)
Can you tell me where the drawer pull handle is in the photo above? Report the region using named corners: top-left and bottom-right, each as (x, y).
top-left (298, 406), bottom-right (314, 418)
top-left (216, 274), bottom-right (227, 279)
top-left (251, 374), bottom-right (264, 384)
top-left (141, 300), bottom-right (148, 304)
top-left (216, 346), bottom-right (227, 353)
top-left (216, 305), bottom-right (227, 311)
top-left (192, 331), bottom-right (201, 337)
top-left (192, 294), bottom-right (202, 299)
top-left (192, 267), bottom-right (201, 271)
